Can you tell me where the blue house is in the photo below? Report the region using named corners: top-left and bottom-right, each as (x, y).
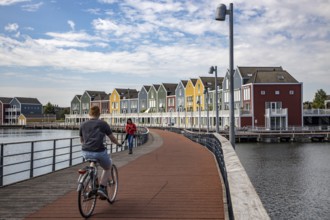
top-left (9, 97), bottom-right (42, 124)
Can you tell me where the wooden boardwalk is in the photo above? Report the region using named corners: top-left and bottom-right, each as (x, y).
top-left (0, 129), bottom-right (225, 220)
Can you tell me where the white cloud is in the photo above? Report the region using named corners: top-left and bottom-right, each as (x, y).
top-left (67, 20), bottom-right (75, 31)
top-left (21, 1), bottom-right (43, 12)
top-left (98, 0), bottom-right (117, 4)
top-left (0, 0), bottom-right (329, 105)
top-left (0, 0), bottom-right (29, 6)
top-left (4, 23), bottom-right (19, 32)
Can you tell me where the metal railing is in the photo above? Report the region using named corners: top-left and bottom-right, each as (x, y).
top-left (167, 127), bottom-right (234, 220)
top-left (0, 128), bottom-right (149, 187)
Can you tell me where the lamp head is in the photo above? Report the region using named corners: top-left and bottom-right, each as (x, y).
top-left (215, 4), bottom-right (227, 21)
top-left (209, 66), bottom-right (215, 74)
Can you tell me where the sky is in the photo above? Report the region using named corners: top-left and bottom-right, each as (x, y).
top-left (0, 0), bottom-right (329, 107)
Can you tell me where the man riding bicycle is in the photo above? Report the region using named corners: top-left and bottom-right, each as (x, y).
top-left (79, 106), bottom-right (121, 199)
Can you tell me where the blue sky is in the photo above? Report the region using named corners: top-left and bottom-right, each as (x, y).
top-left (0, 0), bottom-right (329, 107)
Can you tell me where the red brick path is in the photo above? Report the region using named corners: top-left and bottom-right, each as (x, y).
top-left (26, 129), bottom-right (225, 219)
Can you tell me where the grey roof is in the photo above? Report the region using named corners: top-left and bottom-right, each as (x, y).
top-left (15, 97), bottom-right (41, 105)
top-left (238, 66), bottom-right (283, 78)
top-left (0, 97), bottom-right (13, 104)
top-left (153, 84), bottom-right (160, 91)
top-left (181, 80), bottom-right (188, 87)
top-left (162, 83), bottom-right (178, 96)
top-left (246, 70), bottom-right (299, 83)
top-left (74, 95), bottom-right (81, 101)
top-left (116, 89), bottom-right (139, 99)
top-left (143, 85), bottom-right (151, 92)
top-left (199, 77), bottom-right (224, 90)
top-left (190, 78), bottom-right (198, 85)
top-left (85, 91), bottom-right (108, 101)
top-left (326, 95), bottom-right (330, 101)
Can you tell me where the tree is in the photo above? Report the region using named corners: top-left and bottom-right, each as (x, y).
top-left (303, 101), bottom-right (312, 109)
top-left (312, 89), bottom-right (327, 109)
top-left (58, 108), bottom-right (70, 120)
top-left (44, 102), bottom-right (55, 114)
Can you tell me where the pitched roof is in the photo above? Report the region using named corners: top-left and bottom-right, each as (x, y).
top-left (0, 97), bottom-right (13, 104)
top-left (199, 77), bottom-right (224, 90)
top-left (246, 70), bottom-right (299, 83)
top-left (85, 91), bottom-right (108, 100)
top-left (190, 78), bottom-right (198, 85)
top-left (162, 83), bottom-right (178, 96)
top-left (181, 80), bottom-right (188, 87)
top-left (238, 66), bottom-right (284, 78)
top-left (116, 89), bottom-right (139, 99)
top-left (143, 85), bottom-right (151, 92)
top-left (153, 84), bottom-right (160, 91)
top-left (15, 97), bottom-right (41, 105)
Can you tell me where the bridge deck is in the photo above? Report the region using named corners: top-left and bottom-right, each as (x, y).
top-left (0, 129), bottom-right (225, 220)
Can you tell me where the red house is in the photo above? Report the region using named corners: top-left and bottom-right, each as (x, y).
top-left (239, 67), bottom-right (303, 130)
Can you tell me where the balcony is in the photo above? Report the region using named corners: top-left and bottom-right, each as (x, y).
top-left (265, 108), bottom-right (287, 117)
top-left (303, 109), bottom-right (330, 116)
top-left (5, 108), bottom-right (21, 112)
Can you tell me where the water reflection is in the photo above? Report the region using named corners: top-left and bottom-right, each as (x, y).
top-left (236, 142), bottom-right (330, 219)
top-left (0, 128), bottom-right (79, 143)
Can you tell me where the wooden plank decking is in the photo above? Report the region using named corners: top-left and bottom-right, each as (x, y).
top-left (0, 129), bottom-right (225, 220)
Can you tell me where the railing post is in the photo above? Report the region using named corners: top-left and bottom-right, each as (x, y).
top-left (52, 140), bottom-right (56, 172)
top-left (30, 142), bottom-right (34, 178)
top-left (0, 144), bottom-right (4, 187)
top-left (69, 138), bottom-right (73, 166)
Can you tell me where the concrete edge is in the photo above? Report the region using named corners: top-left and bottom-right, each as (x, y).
top-left (214, 133), bottom-right (270, 220)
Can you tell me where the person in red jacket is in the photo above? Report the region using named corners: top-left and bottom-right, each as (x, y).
top-left (125, 118), bottom-right (137, 154)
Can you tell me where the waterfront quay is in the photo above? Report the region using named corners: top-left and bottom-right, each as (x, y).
top-left (16, 122), bottom-right (330, 143)
top-left (0, 129), bottom-right (268, 219)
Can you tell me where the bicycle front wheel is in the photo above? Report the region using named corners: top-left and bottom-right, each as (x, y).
top-left (107, 164), bottom-right (118, 204)
top-left (78, 173), bottom-right (97, 218)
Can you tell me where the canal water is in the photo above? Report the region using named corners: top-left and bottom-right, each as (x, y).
top-left (236, 142), bottom-right (330, 220)
top-left (0, 128), bottom-right (79, 143)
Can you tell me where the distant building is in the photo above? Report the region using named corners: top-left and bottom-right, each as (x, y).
top-left (0, 97), bottom-right (12, 125)
top-left (235, 67), bottom-right (303, 129)
top-left (8, 97), bottom-right (43, 124)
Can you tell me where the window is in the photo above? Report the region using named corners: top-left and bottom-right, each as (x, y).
top-left (243, 87), bottom-right (250, 100)
top-left (234, 90), bottom-right (240, 102)
top-left (289, 90), bottom-right (294, 95)
top-left (261, 90), bottom-right (265, 95)
top-left (275, 90), bottom-right (280, 95)
top-left (224, 92), bottom-right (229, 102)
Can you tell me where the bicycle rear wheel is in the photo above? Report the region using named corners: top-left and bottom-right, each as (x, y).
top-left (107, 164), bottom-right (118, 204)
top-left (78, 173), bottom-right (97, 218)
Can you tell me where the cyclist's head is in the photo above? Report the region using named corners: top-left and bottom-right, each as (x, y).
top-left (89, 106), bottom-right (100, 118)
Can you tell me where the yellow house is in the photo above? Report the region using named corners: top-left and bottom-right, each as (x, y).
top-left (194, 78), bottom-right (205, 112)
top-left (185, 78), bottom-right (197, 112)
top-left (109, 89), bottom-right (120, 114)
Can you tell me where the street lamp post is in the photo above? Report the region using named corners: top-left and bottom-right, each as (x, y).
top-left (209, 66), bottom-right (219, 133)
top-left (215, 3), bottom-right (235, 148)
top-left (204, 87), bottom-right (210, 133)
top-left (197, 99), bottom-right (201, 133)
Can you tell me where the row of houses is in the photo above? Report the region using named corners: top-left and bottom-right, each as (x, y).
top-left (66, 66), bottom-right (308, 130)
top-left (0, 97), bottom-right (57, 125)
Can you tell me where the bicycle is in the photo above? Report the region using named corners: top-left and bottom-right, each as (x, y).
top-left (77, 158), bottom-right (119, 218)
